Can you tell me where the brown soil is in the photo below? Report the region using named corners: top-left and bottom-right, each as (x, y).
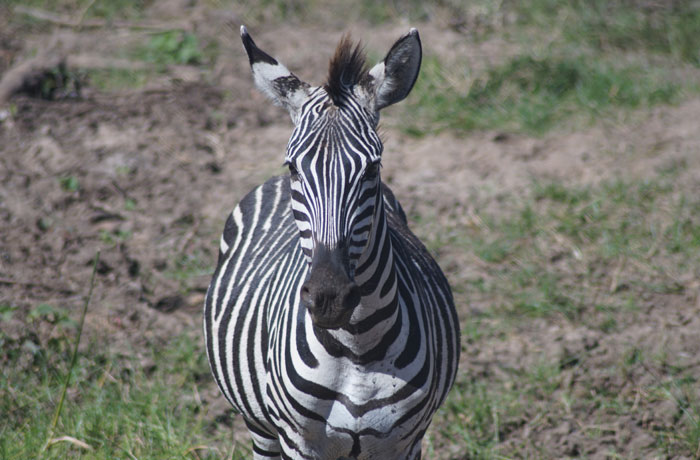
top-left (2, 3), bottom-right (699, 459)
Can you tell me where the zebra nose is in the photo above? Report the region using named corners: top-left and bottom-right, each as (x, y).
top-left (300, 281), bottom-right (359, 311)
top-left (301, 279), bottom-right (360, 329)
top-left (301, 245), bottom-right (360, 329)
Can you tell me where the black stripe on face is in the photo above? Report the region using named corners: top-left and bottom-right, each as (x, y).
top-left (286, 92), bottom-right (383, 267)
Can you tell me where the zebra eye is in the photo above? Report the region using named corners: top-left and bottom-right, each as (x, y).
top-left (364, 162), bottom-right (381, 180)
top-left (288, 163), bottom-right (300, 180)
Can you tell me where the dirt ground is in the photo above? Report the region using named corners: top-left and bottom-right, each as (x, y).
top-left (1, 2), bottom-right (699, 459)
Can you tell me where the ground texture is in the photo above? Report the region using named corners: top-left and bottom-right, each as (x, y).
top-left (1, 1), bottom-right (699, 459)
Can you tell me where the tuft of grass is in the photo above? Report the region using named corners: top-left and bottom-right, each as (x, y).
top-left (165, 251), bottom-right (215, 294)
top-left (404, 54), bottom-right (681, 136)
top-left (86, 68), bottom-right (149, 92)
top-left (85, 0), bottom-right (147, 20)
top-left (42, 252), bottom-right (99, 453)
top-left (432, 379), bottom-right (516, 459)
top-left (98, 228), bottom-right (132, 247)
top-left (0, 316), bottom-right (247, 459)
top-left (58, 176), bottom-right (80, 192)
top-left (134, 30), bottom-right (203, 69)
top-left (432, 360), bottom-right (567, 459)
top-left (27, 303), bottom-right (77, 329)
top-left (510, 0), bottom-right (700, 66)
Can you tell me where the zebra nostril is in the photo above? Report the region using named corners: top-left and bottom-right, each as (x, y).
top-left (300, 284), bottom-right (313, 306)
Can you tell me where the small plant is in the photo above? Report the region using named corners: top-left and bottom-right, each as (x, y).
top-left (58, 176), bottom-right (80, 192)
top-left (165, 252), bottom-right (214, 294)
top-left (13, 61), bottom-right (84, 100)
top-left (0, 304), bottom-right (17, 323)
top-left (98, 228), bottom-right (132, 247)
top-left (28, 304), bottom-right (75, 329)
top-left (136, 30), bottom-right (203, 69)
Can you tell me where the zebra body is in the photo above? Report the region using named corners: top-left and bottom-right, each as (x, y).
top-left (204, 27), bottom-right (460, 460)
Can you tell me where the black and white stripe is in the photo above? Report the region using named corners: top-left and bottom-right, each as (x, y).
top-left (204, 27), bottom-right (460, 460)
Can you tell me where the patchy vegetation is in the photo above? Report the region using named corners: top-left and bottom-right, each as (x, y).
top-left (0, 317), bottom-right (246, 459)
top-left (134, 30), bottom-right (203, 68)
top-left (510, 0), bottom-right (700, 65)
top-left (419, 172), bottom-right (700, 457)
top-left (406, 55), bottom-right (681, 135)
top-left (1, 0), bottom-right (699, 458)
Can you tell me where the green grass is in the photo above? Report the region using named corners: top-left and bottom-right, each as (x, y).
top-left (86, 68), bottom-right (150, 92)
top-left (165, 251), bottom-right (215, 294)
top-left (390, 0), bottom-right (698, 136)
top-left (429, 326), bottom-right (700, 457)
top-left (444, 174), bottom-right (697, 320)
top-left (429, 0), bottom-right (700, 66)
top-left (428, 360), bottom-right (567, 459)
top-left (6, 0), bottom-right (148, 20)
top-left (404, 54), bottom-right (681, 136)
top-left (225, 0), bottom-right (432, 25)
top-left (0, 312), bottom-right (247, 459)
top-left (509, 0), bottom-right (700, 66)
top-left (133, 30), bottom-right (204, 69)
top-left (423, 168), bottom-right (700, 457)
top-left (8, 0), bottom-right (697, 135)
top-left (215, 1), bottom-right (698, 137)
top-left (429, 380), bottom-right (520, 459)
top-left (59, 176), bottom-right (81, 192)
top-left (84, 0), bottom-right (147, 20)
top-left (98, 228), bottom-right (132, 247)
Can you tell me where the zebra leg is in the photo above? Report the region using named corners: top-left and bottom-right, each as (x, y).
top-left (245, 420), bottom-right (281, 459)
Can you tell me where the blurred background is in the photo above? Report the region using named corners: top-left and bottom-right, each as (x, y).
top-left (1, 1), bottom-right (699, 458)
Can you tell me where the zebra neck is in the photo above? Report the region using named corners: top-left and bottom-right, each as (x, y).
top-left (354, 195), bottom-right (395, 305)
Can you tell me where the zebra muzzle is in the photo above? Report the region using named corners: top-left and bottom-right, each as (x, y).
top-left (300, 244), bottom-right (360, 329)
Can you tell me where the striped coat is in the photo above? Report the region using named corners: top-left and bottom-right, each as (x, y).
top-left (204, 27), bottom-right (460, 460)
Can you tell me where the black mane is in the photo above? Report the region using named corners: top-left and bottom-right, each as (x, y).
top-left (324, 34), bottom-right (368, 106)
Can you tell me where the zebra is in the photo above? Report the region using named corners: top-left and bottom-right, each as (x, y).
top-left (204, 26), bottom-right (460, 460)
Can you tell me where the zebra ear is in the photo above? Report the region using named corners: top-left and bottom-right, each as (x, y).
top-left (241, 26), bottom-right (310, 122)
top-left (368, 28), bottom-right (422, 111)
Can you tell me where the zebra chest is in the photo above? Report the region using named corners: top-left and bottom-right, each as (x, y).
top-left (266, 348), bottom-right (427, 458)
top-left (329, 365), bottom-right (421, 430)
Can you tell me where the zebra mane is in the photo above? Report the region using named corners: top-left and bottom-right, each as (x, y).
top-left (325, 34), bottom-right (368, 106)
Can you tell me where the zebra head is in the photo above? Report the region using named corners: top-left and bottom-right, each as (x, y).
top-left (241, 26), bottom-right (421, 329)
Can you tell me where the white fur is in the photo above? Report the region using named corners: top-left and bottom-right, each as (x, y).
top-left (251, 62), bottom-right (308, 123)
